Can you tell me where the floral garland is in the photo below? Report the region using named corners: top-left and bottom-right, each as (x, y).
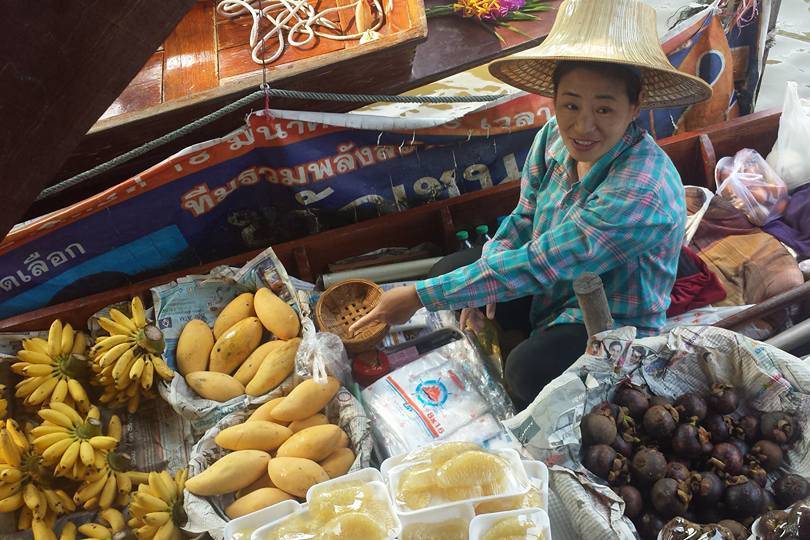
top-left (426, 0), bottom-right (553, 42)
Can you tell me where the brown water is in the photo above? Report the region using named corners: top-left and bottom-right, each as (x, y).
top-left (646, 0), bottom-right (810, 111)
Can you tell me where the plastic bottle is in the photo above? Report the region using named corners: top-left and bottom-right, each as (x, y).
top-left (456, 230), bottom-right (473, 251)
top-left (474, 224), bottom-right (492, 246)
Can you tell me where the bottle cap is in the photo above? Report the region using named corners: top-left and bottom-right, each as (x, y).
top-left (475, 224), bottom-right (489, 235)
top-left (455, 230), bottom-right (469, 240)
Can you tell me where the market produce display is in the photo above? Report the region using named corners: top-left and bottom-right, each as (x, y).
top-left (580, 382), bottom-right (805, 539)
top-left (176, 288), bottom-right (301, 402)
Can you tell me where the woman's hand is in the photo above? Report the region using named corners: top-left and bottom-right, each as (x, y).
top-left (349, 285), bottom-right (423, 335)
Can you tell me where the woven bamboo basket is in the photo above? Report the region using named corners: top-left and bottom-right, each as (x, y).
top-left (315, 279), bottom-right (388, 353)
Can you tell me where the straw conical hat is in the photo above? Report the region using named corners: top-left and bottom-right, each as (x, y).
top-left (489, 0), bottom-right (712, 109)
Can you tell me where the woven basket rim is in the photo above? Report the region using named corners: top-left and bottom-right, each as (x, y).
top-left (315, 279), bottom-right (388, 346)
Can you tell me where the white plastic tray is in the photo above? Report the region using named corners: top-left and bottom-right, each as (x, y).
top-left (398, 500), bottom-right (477, 534)
top-left (469, 507), bottom-right (551, 540)
top-left (224, 499), bottom-right (300, 540)
top-left (386, 448), bottom-right (532, 516)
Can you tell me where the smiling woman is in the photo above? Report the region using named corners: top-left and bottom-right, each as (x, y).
top-left (349, 0), bottom-right (713, 410)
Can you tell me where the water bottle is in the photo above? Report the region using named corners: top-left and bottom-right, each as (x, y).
top-left (474, 224), bottom-right (491, 246)
top-left (455, 230), bottom-right (473, 251)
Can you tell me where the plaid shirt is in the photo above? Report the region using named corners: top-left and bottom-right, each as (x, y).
top-left (415, 117), bottom-right (685, 336)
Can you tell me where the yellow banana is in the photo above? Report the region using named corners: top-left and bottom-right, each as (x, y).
top-left (75, 471), bottom-right (108, 503)
top-left (71, 331), bottom-right (87, 355)
top-left (109, 308), bottom-right (138, 332)
top-left (15, 375), bottom-right (46, 397)
top-left (98, 473), bottom-right (117, 509)
top-left (153, 519), bottom-right (176, 540)
top-left (112, 348), bottom-right (137, 385)
top-left (48, 402), bottom-right (84, 426)
top-left (127, 471), bottom-right (150, 485)
top-left (22, 364), bottom-right (54, 377)
top-left (132, 491), bottom-right (168, 512)
top-left (41, 437), bottom-right (74, 465)
top-left (18, 505), bottom-right (33, 530)
top-left (87, 406), bottom-right (100, 420)
top-left (51, 378), bottom-right (69, 403)
top-left (129, 356), bottom-right (146, 381)
top-left (41, 488), bottom-right (64, 514)
top-left (149, 472), bottom-right (175, 502)
top-left (23, 337), bottom-right (50, 354)
top-left (136, 525), bottom-right (158, 539)
top-left (107, 415), bottom-right (122, 442)
top-left (33, 432), bottom-right (71, 452)
top-left (60, 323), bottom-right (75, 356)
top-left (127, 392), bottom-right (141, 414)
top-left (0, 480), bottom-right (22, 500)
top-left (32, 518), bottom-right (57, 540)
top-left (82, 496), bottom-right (98, 510)
top-left (26, 377), bottom-right (59, 406)
top-left (100, 508), bottom-right (126, 532)
top-left (47, 320), bottom-right (63, 358)
top-left (0, 429), bottom-right (21, 467)
top-left (54, 489), bottom-right (76, 512)
top-left (115, 490), bottom-right (130, 508)
top-left (97, 317), bottom-right (133, 337)
top-left (150, 354), bottom-right (174, 381)
top-left (38, 408), bottom-right (75, 429)
top-left (77, 523), bottom-right (111, 539)
top-left (59, 521), bottom-right (77, 540)
top-left (6, 419), bottom-right (29, 451)
top-left (89, 436), bottom-right (118, 451)
top-left (143, 511), bottom-right (171, 527)
top-left (0, 490), bottom-right (24, 512)
top-left (174, 469), bottom-right (187, 493)
top-left (131, 297), bottom-right (147, 328)
top-left (0, 467), bottom-right (22, 483)
top-left (116, 470), bottom-right (132, 496)
top-left (98, 342), bottom-right (132, 369)
top-left (57, 440), bottom-right (81, 474)
top-left (91, 334), bottom-right (130, 355)
top-left (24, 483), bottom-right (46, 519)
top-left (66, 379), bottom-right (89, 409)
top-left (79, 440), bottom-right (95, 467)
top-left (17, 349), bottom-right (53, 364)
top-left (31, 424), bottom-right (66, 437)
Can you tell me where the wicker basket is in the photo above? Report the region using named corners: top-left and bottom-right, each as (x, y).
top-left (315, 279), bottom-right (388, 353)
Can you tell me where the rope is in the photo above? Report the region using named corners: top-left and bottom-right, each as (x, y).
top-left (37, 88), bottom-right (506, 201)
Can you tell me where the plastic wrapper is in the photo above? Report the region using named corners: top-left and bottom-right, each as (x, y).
top-left (715, 148), bottom-right (789, 226)
top-left (294, 317), bottom-right (352, 388)
top-left (362, 319), bottom-right (515, 459)
top-left (503, 325), bottom-right (810, 540)
top-left (767, 82), bottom-right (810, 191)
top-left (150, 246), bottom-right (306, 432)
top-left (183, 386), bottom-right (372, 540)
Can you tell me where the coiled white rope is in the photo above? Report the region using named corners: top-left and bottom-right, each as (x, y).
top-left (216, 0), bottom-right (384, 65)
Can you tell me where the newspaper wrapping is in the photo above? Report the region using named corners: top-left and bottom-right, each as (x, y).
top-left (150, 247), bottom-right (307, 433)
top-left (183, 386), bottom-right (371, 539)
top-left (504, 325), bottom-right (810, 540)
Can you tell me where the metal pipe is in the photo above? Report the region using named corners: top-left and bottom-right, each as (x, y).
top-left (321, 257), bottom-right (442, 288)
top-left (765, 316), bottom-right (810, 353)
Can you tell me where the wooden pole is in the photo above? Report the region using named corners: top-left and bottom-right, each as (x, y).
top-left (573, 273), bottom-right (613, 338)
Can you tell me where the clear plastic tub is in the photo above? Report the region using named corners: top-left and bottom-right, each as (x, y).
top-left (398, 501), bottom-right (476, 540)
top-left (223, 499), bottom-right (301, 540)
top-left (386, 448), bottom-right (531, 515)
top-left (469, 507), bottom-right (551, 540)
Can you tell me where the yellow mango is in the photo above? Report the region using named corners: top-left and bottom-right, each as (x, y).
top-left (254, 288), bottom-right (300, 340)
top-left (234, 341), bottom-right (287, 386)
top-left (288, 414), bottom-right (328, 433)
top-left (215, 421), bottom-right (293, 452)
top-left (319, 447), bottom-right (355, 479)
top-left (267, 457), bottom-right (329, 498)
top-left (247, 397), bottom-right (288, 425)
top-left (185, 450), bottom-right (270, 496)
top-left (209, 317), bottom-right (263, 374)
top-left (276, 424), bottom-right (343, 461)
top-left (270, 377), bottom-right (340, 422)
top-left (213, 292), bottom-right (255, 339)
top-left (185, 371), bottom-right (244, 402)
top-left (235, 473), bottom-right (275, 499)
top-left (176, 319), bottom-right (214, 376)
top-left (225, 487), bottom-right (294, 519)
top-left (245, 338), bottom-right (300, 396)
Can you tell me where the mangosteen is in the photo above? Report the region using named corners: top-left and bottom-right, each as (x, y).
top-left (667, 461), bottom-right (691, 483)
top-left (631, 447), bottom-right (667, 487)
top-left (583, 444), bottom-right (620, 480)
top-left (743, 462), bottom-right (768, 487)
top-left (612, 433), bottom-right (636, 457)
top-left (635, 512), bottom-right (665, 540)
top-left (614, 385), bottom-right (650, 419)
top-left (710, 442), bottom-right (744, 475)
top-left (651, 478), bottom-right (691, 518)
top-left (775, 474), bottom-right (810, 507)
top-left (581, 412), bottom-right (618, 446)
top-left (650, 395), bottom-right (673, 407)
top-left (592, 401), bottom-right (620, 418)
top-left (717, 520), bottom-right (749, 540)
top-left (729, 438), bottom-right (750, 457)
top-left (704, 413), bottom-right (733, 443)
top-left (724, 475), bottom-right (764, 519)
top-left (707, 384), bottom-right (740, 414)
top-left (675, 393), bottom-right (708, 422)
top-left (761, 411), bottom-right (798, 445)
top-left (614, 485), bottom-right (643, 519)
top-left (689, 471), bottom-right (724, 505)
top-left (750, 439), bottom-right (784, 472)
top-left (761, 489), bottom-right (778, 514)
top-left (672, 423), bottom-right (713, 459)
top-left (695, 506), bottom-right (724, 525)
top-left (732, 415), bottom-right (760, 443)
top-left (643, 405), bottom-right (679, 439)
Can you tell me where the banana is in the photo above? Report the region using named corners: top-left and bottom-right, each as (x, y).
top-left (75, 472), bottom-right (108, 503)
top-left (23, 337), bottom-right (50, 355)
top-left (54, 489), bottom-right (76, 512)
top-left (49, 402), bottom-right (83, 426)
top-left (47, 320), bottom-right (63, 358)
top-left (0, 467), bottom-right (22, 483)
top-left (66, 378), bottom-right (89, 409)
top-left (144, 511), bottom-right (171, 527)
top-left (57, 440), bottom-right (81, 474)
top-left (98, 473), bottom-right (117, 509)
top-left (77, 523), bottom-right (111, 539)
top-left (112, 348), bottom-right (137, 384)
top-left (41, 437), bottom-right (74, 465)
top-left (107, 415), bottom-right (122, 442)
top-left (79, 440), bottom-right (95, 466)
top-left (38, 408), bottom-right (75, 429)
top-left (41, 488), bottom-right (64, 514)
top-left (100, 508), bottom-right (127, 532)
top-left (60, 323), bottom-right (75, 357)
top-left (18, 505), bottom-right (33, 531)
top-left (116, 470), bottom-right (132, 496)
top-left (6, 419), bottom-right (29, 451)
top-left (59, 522), bottom-right (77, 540)
top-left (140, 361), bottom-right (154, 391)
top-left (133, 491), bottom-right (168, 513)
top-left (26, 377), bottom-right (59, 406)
top-left (109, 308), bottom-right (138, 333)
top-left (92, 334), bottom-right (130, 355)
top-left (149, 472), bottom-right (175, 502)
top-left (150, 355), bottom-right (174, 381)
top-left (71, 331), bottom-right (88, 355)
top-left (23, 482), bottom-right (46, 519)
top-left (23, 364), bottom-right (54, 377)
top-left (0, 429), bottom-right (21, 467)
top-left (98, 342), bottom-right (132, 369)
top-left (153, 519), bottom-right (176, 540)
top-left (127, 471), bottom-right (150, 485)
top-left (89, 436), bottom-right (118, 450)
top-left (51, 378), bottom-right (69, 403)
top-left (97, 317), bottom-right (133, 337)
top-left (0, 490), bottom-right (24, 512)
top-left (32, 518), bottom-right (57, 540)
top-left (129, 356), bottom-right (146, 381)
top-left (131, 297), bottom-right (147, 329)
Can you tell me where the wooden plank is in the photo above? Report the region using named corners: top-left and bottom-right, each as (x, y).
top-left (0, 0), bottom-right (196, 242)
top-left (163, 1), bottom-right (218, 101)
top-left (99, 52), bottom-right (165, 121)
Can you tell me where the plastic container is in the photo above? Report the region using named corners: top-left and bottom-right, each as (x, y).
top-left (469, 507), bottom-right (551, 540)
top-left (249, 501), bottom-right (307, 540)
top-left (223, 499), bottom-right (300, 540)
top-left (398, 501), bottom-right (476, 539)
top-left (386, 448), bottom-right (532, 515)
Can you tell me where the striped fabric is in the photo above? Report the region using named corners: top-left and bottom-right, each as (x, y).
top-left (415, 117), bottom-right (686, 336)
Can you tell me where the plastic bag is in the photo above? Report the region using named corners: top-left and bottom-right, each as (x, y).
top-left (715, 148), bottom-right (789, 226)
top-left (294, 317), bottom-right (352, 387)
top-left (767, 82), bottom-right (810, 191)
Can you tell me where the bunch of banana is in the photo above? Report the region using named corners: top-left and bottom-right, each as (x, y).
top-left (13, 321), bottom-right (91, 411)
top-left (31, 403), bottom-right (118, 481)
top-left (89, 297), bottom-right (174, 413)
top-left (128, 470), bottom-right (187, 540)
top-left (0, 421), bottom-right (75, 534)
top-left (58, 508), bottom-right (133, 540)
top-left (0, 383), bottom-right (7, 418)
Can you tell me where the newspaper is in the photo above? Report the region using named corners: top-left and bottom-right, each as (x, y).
top-left (504, 325), bottom-right (810, 539)
top-left (183, 387), bottom-right (371, 540)
top-left (151, 247), bottom-right (307, 432)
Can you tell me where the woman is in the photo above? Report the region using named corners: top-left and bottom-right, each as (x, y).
top-left (350, 0), bottom-right (711, 409)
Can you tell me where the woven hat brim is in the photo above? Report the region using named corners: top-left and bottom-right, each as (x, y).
top-left (489, 56), bottom-right (713, 109)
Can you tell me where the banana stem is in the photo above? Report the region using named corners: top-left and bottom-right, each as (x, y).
top-left (137, 326), bottom-right (165, 355)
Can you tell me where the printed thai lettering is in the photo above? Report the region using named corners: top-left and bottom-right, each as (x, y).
top-left (333, 143), bottom-right (357, 173)
top-left (463, 164), bottom-right (493, 189)
top-left (24, 252), bottom-right (48, 277)
top-left (47, 251), bottom-right (68, 267)
top-left (413, 176), bottom-right (443, 198)
top-left (439, 170), bottom-right (460, 197)
top-left (257, 167), bottom-right (279, 184)
top-left (295, 187), bottom-right (334, 206)
top-left (306, 159), bottom-right (335, 182)
top-left (374, 145), bottom-right (397, 161)
top-left (213, 179), bottom-right (239, 202)
top-left (502, 153), bottom-right (521, 181)
top-left (0, 275), bottom-right (19, 292)
top-left (188, 152), bottom-right (211, 166)
top-left (181, 184), bottom-right (215, 217)
top-left (256, 123), bottom-right (288, 141)
top-left (514, 112), bottom-right (535, 127)
top-left (354, 146), bottom-right (376, 166)
top-left (64, 243), bottom-right (86, 258)
top-left (278, 166), bottom-right (307, 186)
top-left (15, 270), bottom-right (31, 283)
top-left (285, 120), bottom-right (319, 136)
top-left (340, 194), bottom-right (386, 212)
top-left (238, 168), bottom-right (260, 186)
top-left (494, 116), bottom-right (512, 129)
top-left (226, 128), bottom-right (255, 151)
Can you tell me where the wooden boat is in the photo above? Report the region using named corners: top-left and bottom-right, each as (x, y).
top-left (0, 108), bottom-right (783, 333)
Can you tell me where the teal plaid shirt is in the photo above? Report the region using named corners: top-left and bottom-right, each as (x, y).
top-left (415, 117), bottom-right (685, 336)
